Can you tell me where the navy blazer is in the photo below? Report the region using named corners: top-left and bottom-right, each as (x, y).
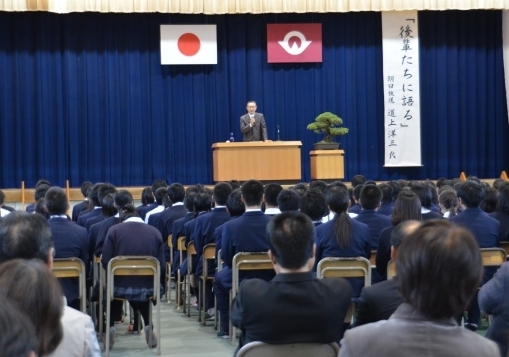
top-left (72, 200), bottom-right (88, 222)
top-left (158, 204), bottom-right (188, 240)
top-left (422, 211), bottom-right (442, 221)
top-left (375, 226), bottom-right (394, 280)
top-left (377, 203), bottom-right (394, 216)
top-left (349, 203), bottom-right (361, 214)
top-left (77, 207), bottom-right (102, 227)
top-left (85, 213), bottom-right (105, 231)
top-left (490, 211), bottom-right (509, 242)
top-left (94, 216), bottom-right (120, 257)
top-left (315, 217), bottom-right (370, 297)
top-left (170, 213), bottom-right (193, 272)
top-left (147, 211), bottom-right (163, 229)
top-left (354, 210), bottom-right (392, 250)
top-left (48, 217), bottom-right (89, 303)
top-left (137, 202), bottom-right (158, 222)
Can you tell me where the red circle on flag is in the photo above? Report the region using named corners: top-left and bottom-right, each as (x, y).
top-left (177, 33), bottom-right (201, 56)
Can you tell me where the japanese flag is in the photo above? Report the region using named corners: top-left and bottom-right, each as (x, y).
top-left (160, 25), bottom-right (217, 65)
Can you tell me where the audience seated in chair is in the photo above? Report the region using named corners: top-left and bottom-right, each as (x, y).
top-left (0, 189), bottom-right (14, 217)
top-left (26, 180), bottom-right (51, 213)
top-left (490, 183), bottom-right (509, 242)
top-left (409, 181), bottom-right (442, 221)
top-left (277, 189), bottom-right (301, 212)
top-left (146, 186), bottom-right (168, 227)
top-left (439, 189), bottom-right (459, 218)
top-left (339, 220), bottom-right (499, 357)
top-left (231, 211), bottom-right (351, 355)
top-left (299, 188), bottom-right (327, 227)
top-left (138, 179), bottom-right (167, 222)
top-left (263, 183), bottom-right (282, 216)
top-left (158, 183), bottom-right (188, 259)
top-left (72, 181), bottom-right (93, 222)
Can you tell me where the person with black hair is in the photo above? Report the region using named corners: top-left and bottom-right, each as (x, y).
top-left (214, 189), bottom-right (246, 253)
top-left (191, 183), bottom-right (232, 313)
top-left (309, 180), bottom-right (328, 194)
top-left (138, 180), bottom-right (167, 221)
top-left (230, 212), bottom-right (351, 355)
top-left (450, 180), bottom-right (500, 331)
top-left (84, 183), bottom-right (116, 231)
top-left (409, 182), bottom-right (442, 221)
top-left (439, 190), bottom-right (459, 218)
top-left (300, 189), bottom-right (327, 226)
top-left (340, 220), bottom-right (499, 357)
top-left (351, 175), bottom-right (366, 188)
top-left (0, 189), bottom-right (15, 216)
top-left (263, 183), bottom-right (283, 215)
top-left (0, 295), bottom-right (37, 357)
top-left (352, 221), bottom-right (421, 328)
top-left (315, 186), bottom-right (370, 298)
top-left (145, 187), bottom-right (168, 225)
top-left (214, 180), bottom-right (274, 338)
top-left (26, 184), bottom-right (50, 213)
top-left (228, 180), bottom-right (241, 190)
top-left (136, 187), bottom-right (154, 217)
top-left (377, 183), bottom-right (394, 216)
top-left (354, 185), bottom-right (392, 250)
top-left (348, 184), bottom-right (363, 215)
top-left (158, 183), bottom-right (187, 256)
top-left (88, 193), bottom-right (117, 265)
top-left (77, 183), bottom-right (105, 227)
top-left (72, 181), bottom-right (93, 222)
top-left (34, 197), bottom-right (50, 220)
top-left (490, 183), bottom-right (509, 242)
top-left (481, 187), bottom-right (499, 214)
top-left (45, 187), bottom-right (89, 311)
top-left (101, 203), bottom-right (165, 348)
top-left (170, 189), bottom-right (197, 277)
top-left (277, 189), bottom-right (300, 212)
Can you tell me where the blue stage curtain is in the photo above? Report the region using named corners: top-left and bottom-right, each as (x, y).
top-left (0, 11), bottom-right (507, 187)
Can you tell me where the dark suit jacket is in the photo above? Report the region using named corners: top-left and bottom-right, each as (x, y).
top-left (351, 277), bottom-right (404, 327)
top-left (354, 210), bottom-right (392, 250)
top-left (375, 226), bottom-right (394, 280)
top-left (25, 202), bottom-right (35, 213)
top-left (348, 203), bottom-right (361, 214)
top-left (85, 213), bottom-right (105, 231)
top-left (377, 203), bottom-right (393, 216)
top-left (479, 262), bottom-right (509, 357)
top-left (147, 210), bottom-right (163, 229)
top-left (490, 211), bottom-right (509, 242)
top-left (94, 216), bottom-right (120, 257)
top-left (48, 217), bottom-right (89, 303)
top-left (72, 200), bottom-right (88, 222)
top-left (158, 204), bottom-right (188, 241)
top-left (137, 202), bottom-right (158, 222)
top-left (77, 207), bottom-right (102, 227)
top-left (422, 211), bottom-right (442, 221)
top-left (231, 272), bottom-right (352, 355)
top-left (240, 113), bottom-right (268, 141)
top-left (170, 212), bottom-right (193, 274)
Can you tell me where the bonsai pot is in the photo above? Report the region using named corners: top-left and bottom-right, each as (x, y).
top-left (313, 142), bottom-right (340, 150)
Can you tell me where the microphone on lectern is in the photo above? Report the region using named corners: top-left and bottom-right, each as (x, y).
top-left (277, 125), bottom-right (280, 141)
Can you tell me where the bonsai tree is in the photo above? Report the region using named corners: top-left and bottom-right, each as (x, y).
top-left (307, 112), bottom-right (349, 143)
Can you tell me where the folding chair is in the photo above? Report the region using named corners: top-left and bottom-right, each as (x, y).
top-left (236, 341), bottom-right (340, 357)
top-left (166, 234), bottom-right (173, 303)
top-left (479, 248), bottom-right (506, 327)
top-left (316, 257), bottom-right (371, 326)
top-left (499, 241), bottom-right (509, 261)
top-left (387, 259), bottom-right (396, 279)
top-left (176, 236), bottom-right (186, 309)
top-left (186, 241), bottom-right (197, 317)
top-left (369, 250), bottom-right (377, 268)
top-left (230, 252), bottom-right (273, 346)
top-left (215, 248), bottom-right (223, 330)
top-left (105, 256), bottom-right (161, 356)
top-left (199, 243), bottom-right (216, 326)
top-left (52, 257), bottom-right (87, 313)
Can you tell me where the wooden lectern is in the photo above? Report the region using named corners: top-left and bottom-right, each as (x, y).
top-left (212, 141), bottom-right (302, 182)
top-left (310, 150), bottom-right (345, 180)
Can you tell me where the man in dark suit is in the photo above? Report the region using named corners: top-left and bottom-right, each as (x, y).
top-left (352, 220), bottom-right (421, 327)
top-left (240, 101), bottom-right (269, 142)
top-left (450, 180), bottom-right (500, 331)
top-left (72, 181), bottom-right (93, 222)
top-left (158, 183), bottom-right (188, 256)
top-left (45, 186), bottom-right (89, 310)
top-left (214, 180), bottom-right (274, 338)
top-left (231, 211), bottom-right (352, 355)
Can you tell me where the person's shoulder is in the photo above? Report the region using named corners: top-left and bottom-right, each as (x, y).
top-left (363, 278), bottom-right (397, 296)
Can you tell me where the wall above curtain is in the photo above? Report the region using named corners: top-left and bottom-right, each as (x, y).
top-left (2, 0), bottom-right (509, 14)
top-left (0, 10), bottom-right (507, 188)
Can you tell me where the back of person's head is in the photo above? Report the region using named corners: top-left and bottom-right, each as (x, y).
top-left (44, 187), bottom-right (68, 215)
top-left (396, 220), bottom-right (482, 320)
top-left (151, 179), bottom-right (168, 195)
top-left (184, 192), bottom-right (197, 212)
top-left (226, 189), bottom-right (246, 218)
top-left (264, 183), bottom-right (283, 207)
top-left (0, 296), bottom-right (37, 357)
top-left (391, 191), bottom-right (422, 225)
top-left (267, 211), bottom-right (315, 269)
top-left (436, 178), bottom-right (447, 188)
top-left (34, 184), bottom-right (50, 201)
top-left (80, 181), bottom-right (93, 198)
top-left (300, 189), bottom-right (327, 221)
top-left (277, 189), bottom-right (301, 212)
top-left (101, 193), bottom-right (118, 217)
top-left (326, 186), bottom-right (352, 249)
top-left (352, 184), bottom-right (363, 201)
top-left (456, 180), bottom-right (485, 208)
top-left (0, 259), bottom-right (63, 356)
top-left (97, 183), bottom-right (116, 207)
top-left (168, 183), bottom-right (185, 203)
top-left (359, 185), bottom-right (383, 210)
top-left (496, 184), bottom-right (509, 214)
top-left (89, 183), bottom-right (104, 207)
top-left (409, 182), bottom-right (432, 209)
top-left (427, 181), bottom-right (439, 205)
top-left (309, 180), bottom-right (328, 194)
top-left (292, 183), bottom-right (309, 192)
top-left (114, 189), bottom-right (133, 209)
top-left (34, 198), bottom-right (50, 220)
top-left (439, 190), bottom-right (458, 217)
top-left (141, 187), bottom-right (154, 205)
top-left (118, 203), bottom-right (139, 221)
top-left (36, 179), bottom-right (51, 188)
top-left (466, 176), bottom-right (481, 184)
top-left (390, 220), bottom-right (421, 249)
top-left (0, 212), bottom-right (53, 264)
top-left (228, 180), bottom-right (241, 190)
top-left (351, 175), bottom-right (366, 188)
top-left (162, 194), bottom-right (172, 209)
top-left (213, 182), bottom-right (233, 206)
top-left (493, 178), bottom-right (506, 191)
top-left (241, 180), bottom-right (264, 207)
top-left (379, 183), bottom-right (393, 204)
top-left (193, 192), bottom-right (212, 217)
top-left (480, 187), bottom-right (498, 214)
top-left (154, 187), bottom-right (169, 205)
top-left (389, 181), bottom-right (401, 201)
top-left (438, 184), bottom-right (454, 194)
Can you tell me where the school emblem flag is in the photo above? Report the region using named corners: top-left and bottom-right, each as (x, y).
top-left (267, 24), bottom-right (322, 63)
top-left (160, 25), bottom-right (217, 65)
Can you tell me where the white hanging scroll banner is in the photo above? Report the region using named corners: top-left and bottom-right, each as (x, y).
top-left (382, 11), bottom-right (422, 167)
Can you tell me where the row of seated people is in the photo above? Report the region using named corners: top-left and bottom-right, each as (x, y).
top-left (1, 175), bottom-right (509, 356)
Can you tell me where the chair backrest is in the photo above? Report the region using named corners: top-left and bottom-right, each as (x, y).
top-left (107, 256), bottom-right (160, 301)
top-left (387, 259), bottom-right (396, 279)
top-left (480, 248), bottom-right (506, 267)
top-left (202, 243), bottom-right (216, 278)
top-left (168, 234), bottom-right (173, 248)
top-left (188, 241), bottom-right (196, 255)
top-left (316, 257), bottom-right (371, 287)
top-left (177, 236), bottom-right (187, 251)
top-left (52, 258), bottom-right (87, 312)
top-left (499, 241), bottom-right (509, 260)
top-left (232, 252), bottom-right (273, 298)
top-left (369, 250), bottom-right (377, 267)
top-left (236, 341), bottom-right (339, 357)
